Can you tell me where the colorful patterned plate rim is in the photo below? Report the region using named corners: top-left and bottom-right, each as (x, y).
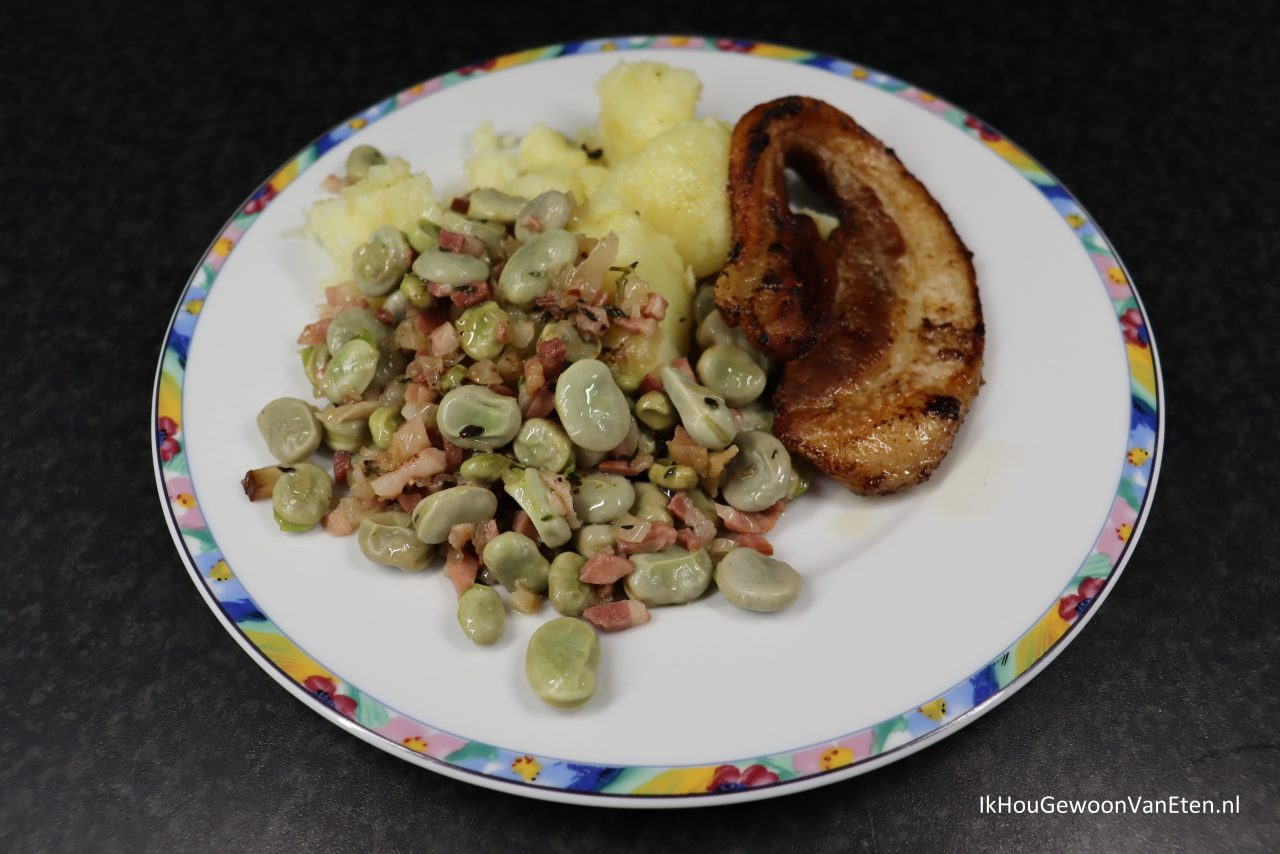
top-left (152, 35), bottom-right (1163, 806)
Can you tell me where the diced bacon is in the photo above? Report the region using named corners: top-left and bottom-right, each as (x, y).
top-left (535, 338), bottom-right (567, 379)
top-left (597, 453), bottom-right (654, 477)
top-left (472, 518), bottom-right (499, 564)
top-left (525, 387), bottom-right (555, 419)
top-left (438, 229), bottom-right (466, 251)
top-left (321, 174), bottom-right (347, 193)
top-left (427, 281), bottom-right (454, 298)
top-left (396, 492), bottom-right (424, 513)
top-left (676, 529), bottom-right (704, 551)
top-left (615, 523), bottom-right (678, 555)
top-left (638, 373), bottom-right (663, 393)
top-left (730, 532), bottom-right (774, 556)
top-left (414, 307), bottom-right (449, 335)
top-left (579, 554), bottom-right (634, 584)
top-left (612, 316), bottom-right (659, 336)
top-left (428, 321), bottom-right (460, 356)
top-left (374, 308), bottom-right (395, 325)
top-left (443, 441), bottom-right (465, 470)
top-left (670, 357), bottom-right (696, 381)
top-left (494, 321), bottom-right (509, 343)
top-left (333, 451), bottom-right (352, 486)
top-left (512, 510), bottom-right (538, 541)
top-left (489, 384), bottom-right (517, 397)
top-left (715, 500), bottom-right (786, 534)
top-left (448, 522), bottom-right (476, 551)
top-left (583, 600), bottom-right (650, 633)
top-left (444, 548), bottom-right (479, 598)
top-left (450, 196), bottom-right (470, 214)
top-left (592, 582), bottom-right (617, 603)
top-left (297, 317), bottom-right (331, 346)
top-left (668, 491), bottom-right (718, 546)
top-left (641, 292), bottom-right (668, 320)
top-left (450, 281), bottom-right (490, 308)
top-left (573, 304), bottom-right (610, 338)
top-left (322, 496), bottom-right (380, 536)
top-left (326, 282), bottom-right (366, 309)
top-left (370, 448), bottom-right (448, 499)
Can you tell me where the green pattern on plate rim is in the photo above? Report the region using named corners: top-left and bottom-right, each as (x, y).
top-left (153, 34), bottom-right (1161, 799)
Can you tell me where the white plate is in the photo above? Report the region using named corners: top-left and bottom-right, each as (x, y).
top-left (152, 36), bottom-right (1163, 806)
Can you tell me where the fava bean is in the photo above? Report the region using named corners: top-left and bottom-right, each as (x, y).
top-left (634, 390), bottom-right (676, 432)
top-left (786, 462), bottom-right (812, 499)
top-left (344, 144), bottom-right (385, 182)
top-left (256, 397), bottom-right (321, 464)
top-left (322, 338), bottom-right (380, 403)
top-left (367, 406), bottom-right (402, 449)
top-left (437, 385), bottom-right (522, 450)
top-left (659, 366), bottom-right (736, 450)
top-left (736, 401), bottom-right (775, 433)
top-left (715, 548), bottom-right (803, 612)
top-left (623, 546), bottom-right (714, 606)
top-left (525, 617), bottom-right (599, 709)
top-left (721, 430), bottom-right (792, 512)
top-left (399, 272), bottom-right (436, 309)
top-left (707, 537), bottom-right (737, 564)
top-left (575, 524), bottom-right (615, 559)
top-left (381, 288), bottom-right (408, 322)
top-left (498, 228), bottom-right (579, 307)
top-left (457, 584), bottom-right (505, 644)
top-left (411, 485), bottom-right (499, 544)
top-left (514, 418), bottom-right (574, 472)
top-left (300, 346), bottom-right (329, 397)
top-left (358, 511), bottom-right (432, 572)
top-left (515, 190), bottom-right (574, 243)
top-left (483, 531), bottom-right (549, 593)
top-left (630, 482), bottom-right (673, 525)
top-left (697, 310), bottom-right (772, 370)
top-left (547, 552), bottom-right (592, 616)
top-left (353, 226), bottom-right (412, 296)
top-left (467, 188), bottom-right (527, 223)
top-left (455, 301), bottom-right (510, 361)
top-left (457, 453), bottom-right (513, 484)
top-left (429, 210), bottom-right (506, 253)
top-left (439, 364), bottom-right (467, 392)
top-left (407, 220), bottom-right (440, 254)
top-left (501, 467), bottom-right (572, 548)
top-left (572, 473), bottom-right (635, 524)
top-left (317, 402), bottom-right (377, 451)
top-left (647, 461), bottom-right (699, 491)
top-left (271, 462), bottom-right (333, 532)
top-left (326, 307), bottom-right (388, 357)
top-left (554, 359), bottom-right (631, 452)
top-left (412, 248), bottom-right (490, 286)
top-left (697, 344), bottom-right (767, 407)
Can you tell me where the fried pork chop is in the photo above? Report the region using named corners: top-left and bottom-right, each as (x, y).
top-left (715, 97), bottom-right (984, 495)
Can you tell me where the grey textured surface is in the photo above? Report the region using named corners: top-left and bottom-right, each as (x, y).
top-left (2, 0), bottom-right (1278, 850)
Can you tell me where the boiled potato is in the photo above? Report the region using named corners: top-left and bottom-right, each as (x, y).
top-left (518, 124), bottom-right (589, 172)
top-left (593, 118), bottom-right (731, 278)
top-left (594, 61), bottom-right (701, 163)
top-left (571, 201), bottom-right (693, 363)
top-left (304, 158), bottom-right (435, 275)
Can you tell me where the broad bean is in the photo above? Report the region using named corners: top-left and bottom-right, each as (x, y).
top-left (457, 584), bottom-right (505, 644)
top-left (501, 467), bottom-right (572, 548)
top-left (547, 552), bottom-right (592, 616)
top-left (411, 485), bottom-right (499, 544)
top-left (572, 473), bottom-right (635, 524)
top-left (271, 462), bottom-right (333, 531)
top-left (721, 430), bottom-right (792, 512)
top-left (659, 366), bottom-right (736, 450)
top-left (498, 229), bottom-right (579, 307)
top-left (437, 385), bottom-right (522, 450)
top-left (554, 359), bottom-right (631, 452)
top-left (483, 531), bottom-right (549, 593)
top-left (344, 144), bottom-right (385, 182)
top-left (525, 617), bottom-right (599, 709)
top-left (322, 338), bottom-right (380, 403)
top-left (715, 548), bottom-right (803, 612)
top-left (696, 344), bottom-right (767, 407)
top-left (623, 546), bottom-right (714, 606)
top-left (411, 248), bottom-right (490, 286)
top-left (353, 226), bottom-right (412, 296)
top-left (256, 397), bottom-right (321, 463)
top-left (514, 191), bottom-right (574, 242)
top-left (358, 511), bottom-right (432, 571)
top-left (513, 418), bottom-right (574, 472)
top-left (455, 301), bottom-right (510, 361)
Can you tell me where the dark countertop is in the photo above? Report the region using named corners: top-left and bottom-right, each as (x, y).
top-left (3, 1), bottom-right (1277, 850)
